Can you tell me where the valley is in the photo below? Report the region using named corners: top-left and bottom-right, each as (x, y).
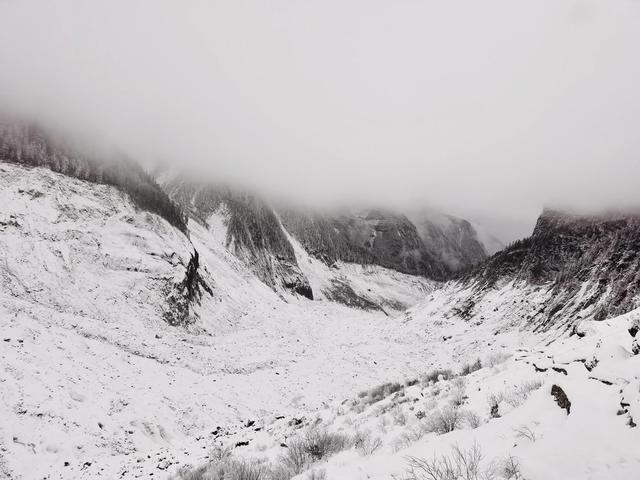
top-left (0, 156), bottom-right (639, 480)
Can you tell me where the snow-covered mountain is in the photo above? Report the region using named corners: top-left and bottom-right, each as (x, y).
top-left (443, 209), bottom-right (640, 332)
top-left (280, 207), bottom-right (499, 281)
top-left (1, 123), bottom-right (639, 480)
top-left (159, 176), bottom-right (495, 309)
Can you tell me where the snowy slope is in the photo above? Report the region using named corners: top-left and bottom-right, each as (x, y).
top-left (173, 285), bottom-right (640, 480)
top-left (0, 163), bottom-right (442, 479)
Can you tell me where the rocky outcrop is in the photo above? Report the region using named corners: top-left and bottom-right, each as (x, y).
top-left (161, 179), bottom-right (313, 299)
top-left (551, 384), bottom-right (571, 414)
top-left (459, 209), bottom-right (640, 329)
top-left (279, 208), bottom-right (492, 281)
top-left (409, 210), bottom-right (493, 273)
top-left (164, 249), bottom-right (213, 326)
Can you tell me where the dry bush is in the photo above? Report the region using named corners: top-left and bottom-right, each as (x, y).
top-left (392, 423), bottom-right (432, 452)
top-left (503, 380), bottom-right (543, 408)
top-left (500, 455), bottom-right (524, 479)
top-left (464, 410), bottom-right (482, 429)
top-left (450, 378), bottom-right (467, 407)
top-left (487, 392), bottom-right (504, 418)
top-left (171, 457), bottom-right (268, 480)
top-left (358, 382), bottom-right (404, 406)
top-left (397, 443), bottom-right (496, 480)
top-left (425, 406), bottom-right (463, 434)
top-left (484, 352), bottom-right (512, 368)
top-left (354, 430), bottom-right (383, 456)
top-left (391, 405), bottom-right (408, 426)
top-left (488, 379), bottom-right (543, 417)
top-left (406, 378), bottom-right (420, 387)
top-left (281, 428), bottom-right (351, 474)
top-left (460, 358), bottom-right (483, 376)
top-left (421, 369), bottom-right (453, 385)
top-left (513, 425), bottom-right (536, 442)
top-left (306, 469), bottom-right (327, 480)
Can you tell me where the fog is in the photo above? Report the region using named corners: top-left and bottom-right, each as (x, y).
top-left (1, 0), bottom-right (639, 241)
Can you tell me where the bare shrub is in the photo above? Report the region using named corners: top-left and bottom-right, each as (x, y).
top-left (421, 369), bottom-right (453, 385)
top-left (500, 455), bottom-right (524, 479)
top-left (485, 352), bottom-right (512, 368)
top-left (487, 392), bottom-right (504, 418)
top-left (172, 457), bottom-right (268, 480)
top-left (209, 445), bottom-right (233, 462)
top-left (392, 423), bottom-right (432, 452)
top-left (513, 425), bottom-right (536, 442)
top-left (354, 430), bottom-right (383, 456)
top-left (460, 358), bottom-right (483, 376)
top-left (488, 379), bottom-right (543, 417)
top-left (281, 428), bottom-right (351, 474)
top-left (281, 439), bottom-right (310, 475)
top-left (425, 406), bottom-right (462, 434)
top-left (269, 464), bottom-right (296, 480)
top-left (397, 443), bottom-right (497, 480)
top-left (391, 405), bottom-right (408, 426)
top-left (406, 378), bottom-right (420, 387)
top-left (504, 380), bottom-right (543, 408)
top-left (464, 410), bottom-right (482, 429)
top-left (306, 469), bottom-right (327, 480)
top-left (359, 382), bottom-right (404, 405)
top-left (450, 378), bottom-right (467, 407)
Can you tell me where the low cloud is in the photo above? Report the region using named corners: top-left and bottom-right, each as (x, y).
top-left (1, 0), bottom-right (639, 241)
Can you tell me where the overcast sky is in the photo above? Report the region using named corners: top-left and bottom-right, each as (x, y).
top-left (1, 0), bottom-right (639, 241)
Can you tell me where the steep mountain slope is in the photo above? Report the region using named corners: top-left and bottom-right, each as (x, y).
top-left (431, 209), bottom-right (640, 332)
top-left (0, 163), bottom-right (211, 328)
top-left (0, 120), bottom-right (186, 233)
top-left (161, 179), bottom-right (440, 311)
top-left (279, 207), bottom-right (495, 281)
top-left (407, 209), bottom-right (497, 272)
top-left (0, 163), bottom-right (442, 480)
top-left (161, 179), bottom-right (314, 300)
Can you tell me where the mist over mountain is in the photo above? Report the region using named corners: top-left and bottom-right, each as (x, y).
top-left (2, 2), bottom-right (640, 479)
top-left (2, 0), bottom-right (640, 243)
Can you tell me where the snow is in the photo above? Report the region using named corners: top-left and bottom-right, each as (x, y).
top-left (1, 163), bottom-right (639, 480)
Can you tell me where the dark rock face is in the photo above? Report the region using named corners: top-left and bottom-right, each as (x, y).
top-left (463, 209), bottom-right (640, 329)
top-left (322, 279), bottom-right (384, 313)
top-left (164, 249), bottom-right (213, 326)
top-left (409, 212), bottom-right (490, 273)
top-left (162, 180), bottom-right (313, 299)
top-left (551, 384), bottom-right (571, 414)
top-left (279, 208), bottom-right (490, 281)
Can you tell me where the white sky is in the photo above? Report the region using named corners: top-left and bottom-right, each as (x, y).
top-left (1, 0), bottom-right (640, 241)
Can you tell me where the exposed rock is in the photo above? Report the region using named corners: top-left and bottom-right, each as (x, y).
top-left (459, 209), bottom-right (640, 330)
top-left (551, 384), bottom-right (571, 414)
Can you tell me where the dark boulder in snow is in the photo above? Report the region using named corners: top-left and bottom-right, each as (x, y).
top-left (551, 384), bottom-right (571, 414)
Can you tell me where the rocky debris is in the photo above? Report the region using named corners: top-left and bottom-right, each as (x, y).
top-left (551, 384), bottom-right (571, 414)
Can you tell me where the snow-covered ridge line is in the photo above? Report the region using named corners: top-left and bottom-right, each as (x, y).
top-left (0, 122), bottom-right (187, 233)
